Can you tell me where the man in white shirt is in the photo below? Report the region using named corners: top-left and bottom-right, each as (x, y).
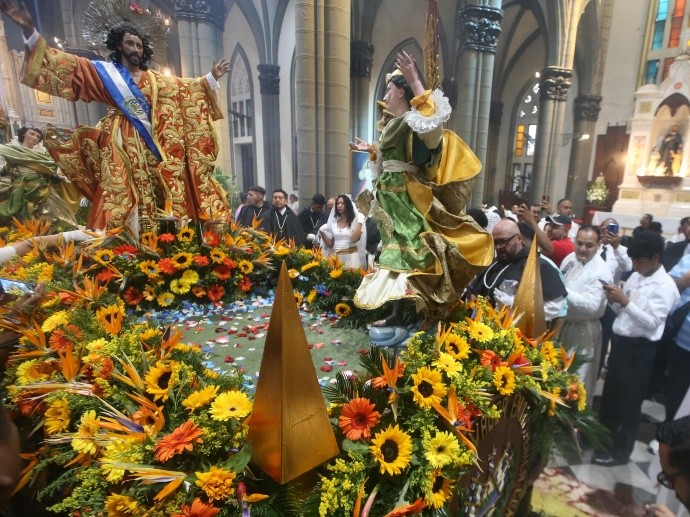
top-left (598, 218), bottom-right (633, 374)
top-left (593, 230), bottom-right (680, 467)
top-left (559, 225), bottom-right (613, 404)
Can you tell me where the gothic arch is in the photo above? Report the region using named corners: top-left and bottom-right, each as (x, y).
top-left (228, 44), bottom-right (257, 189)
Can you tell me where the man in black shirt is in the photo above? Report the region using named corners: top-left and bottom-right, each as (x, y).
top-left (236, 186), bottom-right (270, 231)
top-left (298, 193), bottom-right (326, 248)
top-left (268, 189), bottom-right (306, 247)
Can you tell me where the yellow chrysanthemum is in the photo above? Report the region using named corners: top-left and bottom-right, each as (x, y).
top-left (86, 338), bottom-right (108, 353)
top-left (177, 227), bottom-right (195, 242)
top-left (71, 410), bottom-right (100, 456)
top-left (93, 248), bottom-right (115, 266)
top-left (307, 289), bottom-right (317, 304)
top-left (41, 310), bottom-right (69, 333)
top-left (45, 397), bottom-right (71, 435)
top-left (181, 269), bottom-right (199, 284)
top-left (301, 261), bottom-right (320, 273)
top-left (169, 279), bottom-right (191, 295)
top-left (195, 465), bottom-right (237, 501)
top-left (335, 303), bottom-right (351, 318)
top-left (100, 438), bottom-right (143, 482)
top-left (204, 368), bottom-right (219, 379)
top-left (145, 362), bottom-right (182, 401)
top-left (273, 245), bottom-right (290, 257)
top-left (210, 391), bottom-right (253, 421)
top-left (209, 249), bottom-right (227, 264)
top-left (370, 424), bottom-right (413, 475)
top-left (139, 259), bottom-right (160, 278)
top-left (330, 269), bottom-right (343, 279)
top-left (288, 268), bottom-right (299, 279)
top-left (540, 341), bottom-right (559, 367)
top-left (577, 384), bottom-right (587, 411)
top-left (105, 493), bottom-right (139, 517)
top-left (139, 328), bottom-right (162, 343)
top-left (467, 320), bottom-right (494, 343)
top-left (444, 333), bottom-right (470, 360)
top-left (493, 365), bottom-right (516, 395)
top-left (171, 252), bottom-right (194, 269)
top-left (238, 260), bottom-right (253, 274)
top-left (411, 366), bottom-right (448, 408)
top-left (424, 431), bottom-right (460, 468)
top-left (426, 470), bottom-right (453, 509)
top-left (183, 385), bottom-right (219, 411)
top-left (432, 352), bottom-right (462, 377)
top-left (157, 291), bottom-right (175, 307)
top-left (36, 263), bottom-right (54, 283)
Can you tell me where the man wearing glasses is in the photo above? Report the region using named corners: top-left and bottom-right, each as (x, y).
top-left (467, 218), bottom-right (567, 322)
top-left (646, 416), bottom-right (690, 516)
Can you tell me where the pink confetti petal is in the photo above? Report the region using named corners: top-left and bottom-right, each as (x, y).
top-left (313, 342), bottom-right (324, 349)
top-left (215, 336), bottom-right (230, 344)
top-left (337, 361), bottom-right (347, 366)
top-left (224, 355), bottom-right (234, 363)
top-left (237, 333), bottom-right (247, 338)
top-left (324, 357), bottom-right (332, 362)
top-left (320, 365), bottom-right (333, 372)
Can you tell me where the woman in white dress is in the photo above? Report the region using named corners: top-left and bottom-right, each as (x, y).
top-left (319, 194), bottom-right (366, 268)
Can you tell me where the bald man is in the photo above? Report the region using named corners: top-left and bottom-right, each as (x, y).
top-left (468, 219), bottom-right (567, 322)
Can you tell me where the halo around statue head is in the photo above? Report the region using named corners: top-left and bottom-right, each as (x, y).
top-left (82, 0), bottom-right (170, 59)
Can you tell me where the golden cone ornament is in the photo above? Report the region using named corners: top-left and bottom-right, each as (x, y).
top-left (248, 261), bottom-right (339, 483)
top-left (512, 238), bottom-right (547, 339)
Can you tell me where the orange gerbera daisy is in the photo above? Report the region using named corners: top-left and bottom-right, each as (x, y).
top-left (339, 397), bottom-right (381, 441)
top-left (154, 420), bottom-right (204, 462)
top-left (172, 498), bottom-right (220, 517)
top-left (479, 350), bottom-right (503, 370)
top-left (207, 284), bottom-right (225, 302)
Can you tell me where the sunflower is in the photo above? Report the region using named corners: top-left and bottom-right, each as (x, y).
top-left (93, 248), bottom-right (115, 266)
top-left (273, 245), bottom-right (290, 257)
top-left (431, 352), bottom-right (462, 377)
top-left (539, 340), bottom-right (559, 367)
top-left (238, 259), bottom-right (254, 274)
top-left (105, 494), bottom-right (139, 517)
top-left (177, 227), bottom-right (195, 242)
top-left (444, 333), bottom-right (470, 360)
top-left (288, 268), bottom-right (299, 279)
top-left (139, 259), bottom-right (160, 278)
top-left (330, 269), bottom-right (343, 279)
top-left (425, 470), bottom-right (453, 509)
top-left (195, 466), bottom-right (237, 501)
top-left (172, 498), bottom-right (220, 517)
top-left (339, 397), bottom-right (381, 441)
top-left (157, 291), bottom-right (175, 307)
top-left (140, 231), bottom-right (158, 248)
top-left (170, 279), bottom-right (191, 295)
top-left (183, 385), bottom-right (219, 411)
top-left (209, 249), bottom-right (227, 264)
top-left (493, 365), bottom-right (516, 395)
top-left (15, 359), bottom-right (51, 385)
top-left (307, 289), bottom-right (317, 304)
top-left (370, 424), bottom-right (413, 475)
top-left (467, 320), bottom-right (494, 343)
top-left (411, 366), bottom-right (447, 408)
top-left (145, 361), bottom-right (181, 401)
top-left (154, 420), bottom-right (204, 462)
top-left (210, 390), bottom-right (252, 421)
top-left (301, 261), bottom-right (320, 273)
top-left (423, 431), bottom-right (460, 468)
top-left (335, 303), bottom-right (352, 318)
top-left (171, 252), bottom-right (194, 269)
top-left (294, 291), bottom-right (303, 306)
top-left (139, 328), bottom-right (162, 344)
top-left (44, 397), bottom-right (71, 435)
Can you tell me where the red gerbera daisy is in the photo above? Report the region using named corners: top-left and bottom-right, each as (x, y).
top-left (154, 420), bottom-right (204, 462)
top-left (207, 284), bottom-right (225, 302)
top-left (112, 244), bottom-right (138, 257)
top-left (238, 276), bottom-right (252, 292)
top-left (338, 397), bottom-right (381, 441)
top-left (158, 233), bottom-right (175, 243)
top-left (172, 498), bottom-right (220, 517)
top-left (203, 232), bottom-right (221, 247)
top-left (123, 286), bottom-right (144, 306)
top-left (48, 324), bottom-right (82, 353)
top-left (96, 269), bottom-right (117, 284)
top-left (223, 257), bottom-right (238, 269)
top-left (193, 255), bottom-right (210, 267)
top-left (158, 258), bottom-right (176, 275)
top-left (213, 264), bottom-right (232, 280)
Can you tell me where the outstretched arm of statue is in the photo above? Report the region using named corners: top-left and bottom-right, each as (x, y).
top-left (0, 0), bottom-right (35, 38)
top-left (211, 59), bottom-right (231, 81)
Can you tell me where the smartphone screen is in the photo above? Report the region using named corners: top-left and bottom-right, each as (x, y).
top-left (0, 278), bottom-right (35, 299)
top-left (606, 223), bottom-right (619, 234)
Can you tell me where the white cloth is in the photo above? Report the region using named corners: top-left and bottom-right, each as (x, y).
top-left (599, 243), bottom-right (632, 284)
top-left (611, 267), bottom-right (680, 341)
top-left (560, 253), bottom-right (613, 403)
top-left (0, 246), bottom-right (17, 264)
top-left (567, 221), bottom-right (580, 243)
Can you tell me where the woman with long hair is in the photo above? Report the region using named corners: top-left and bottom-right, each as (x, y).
top-left (319, 194), bottom-right (366, 268)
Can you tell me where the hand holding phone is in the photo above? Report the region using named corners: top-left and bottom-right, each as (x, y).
top-left (606, 223), bottom-right (619, 235)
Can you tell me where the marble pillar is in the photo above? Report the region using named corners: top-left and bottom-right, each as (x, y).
top-left (257, 64), bottom-right (282, 194)
top-left (567, 95), bottom-right (602, 216)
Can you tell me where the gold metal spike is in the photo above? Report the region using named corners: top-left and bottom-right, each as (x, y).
top-left (512, 238), bottom-right (547, 339)
top-left (248, 261), bottom-right (340, 484)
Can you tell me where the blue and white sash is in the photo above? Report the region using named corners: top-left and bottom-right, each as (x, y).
top-left (92, 60), bottom-right (162, 161)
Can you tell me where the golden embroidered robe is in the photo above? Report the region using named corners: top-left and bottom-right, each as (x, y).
top-left (22, 36), bottom-right (229, 229)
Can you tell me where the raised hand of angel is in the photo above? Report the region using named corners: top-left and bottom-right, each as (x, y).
top-left (211, 58), bottom-right (231, 80)
top-left (394, 50), bottom-right (424, 96)
top-left (348, 137), bottom-right (373, 153)
top-left (0, 0), bottom-right (35, 37)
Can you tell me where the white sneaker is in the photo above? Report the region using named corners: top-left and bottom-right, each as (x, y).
top-left (648, 439), bottom-right (659, 455)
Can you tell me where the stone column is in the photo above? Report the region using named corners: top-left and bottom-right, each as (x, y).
top-left (567, 95), bottom-right (602, 216)
top-left (174, 0), bottom-right (225, 77)
top-left (457, 3), bottom-right (503, 206)
top-left (323, 0), bottom-right (350, 198)
top-left (529, 66), bottom-right (573, 205)
top-left (350, 40), bottom-right (374, 144)
top-left (257, 64), bottom-right (282, 194)
top-left (483, 100), bottom-right (503, 202)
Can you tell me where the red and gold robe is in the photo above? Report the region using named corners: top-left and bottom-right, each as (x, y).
top-left (22, 36), bottom-right (229, 230)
